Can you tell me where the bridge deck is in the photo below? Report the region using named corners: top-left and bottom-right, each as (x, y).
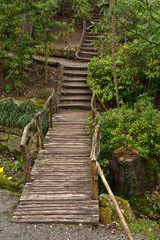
top-left (12, 110), bottom-right (99, 225)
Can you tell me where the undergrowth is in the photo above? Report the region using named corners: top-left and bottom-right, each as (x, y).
top-left (0, 100), bottom-right (49, 134)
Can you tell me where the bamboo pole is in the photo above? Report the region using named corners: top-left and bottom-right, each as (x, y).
top-left (96, 162), bottom-right (133, 240)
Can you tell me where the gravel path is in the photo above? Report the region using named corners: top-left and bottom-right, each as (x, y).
top-left (0, 189), bottom-right (144, 240)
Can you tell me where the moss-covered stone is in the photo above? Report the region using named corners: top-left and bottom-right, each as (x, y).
top-left (8, 135), bottom-right (21, 155)
top-left (99, 194), bottom-right (135, 224)
top-left (0, 174), bottom-right (21, 192)
top-left (0, 141), bottom-right (8, 153)
top-left (35, 89), bottom-right (52, 100)
top-left (0, 132), bottom-right (8, 141)
top-left (99, 207), bottom-right (112, 224)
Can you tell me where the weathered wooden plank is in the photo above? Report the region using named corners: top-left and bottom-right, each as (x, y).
top-left (12, 216), bottom-right (99, 224)
top-left (20, 193), bottom-right (90, 201)
top-left (14, 209), bottom-right (98, 216)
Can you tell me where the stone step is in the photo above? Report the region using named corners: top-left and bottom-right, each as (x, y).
top-left (79, 51), bottom-right (97, 58)
top-left (62, 89), bottom-right (91, 96)
top-left (64, 66), bottom-right (87, 71)
top-left (59, 102), bottom-right (91, 110)
top-left (85, 32), bottom-right (102, 36)
top-left (62, 82), bottom-right (88, 89)
top-left (81, 43), bottom-right (94, 48)
top-left (84, 35), bottom-right (99, 40)
top-left (83, 39), bottom-right (95, 44)
top-left (63, 70), bottom-right (87, 77)
top-left (62, 95), bottom-right (91, 101)
top-left (80, 47), bottom-right (97, 52)
top-left (63, 76), bottom-right (87, 82)
top-left (76, 57), bottom-right (92, 63)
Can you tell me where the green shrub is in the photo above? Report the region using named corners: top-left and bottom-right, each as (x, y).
top-left (99, 96), bottom-right (160, 163)
top-left (87, 41), bottom-right (159, 106)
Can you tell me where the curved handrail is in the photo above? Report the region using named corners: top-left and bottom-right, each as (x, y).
top-left (75, 21), bottom-right (86, 59)
top-left (20, 89), bottom-right (57, 182)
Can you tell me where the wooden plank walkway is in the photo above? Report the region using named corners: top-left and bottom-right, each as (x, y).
top-left (13, 110), bottom-right (99, 224)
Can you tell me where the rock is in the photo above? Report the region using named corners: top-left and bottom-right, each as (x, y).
top-left (0, 132), bottom-right (8, 141)
top-left (6, 127), bottom-right (23, 136)
top-left (0, 141), bottom-right (8, 153)
top-left (99, 207), bottom-right (112, 224)
top-left (99, 194), bottom-right (135, 224)
top-left (110, 146), bottom-right (148, 195)
top-left (8, 135), bottom-right (21, 155)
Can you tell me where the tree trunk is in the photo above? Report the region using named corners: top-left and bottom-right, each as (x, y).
top-left (110, 0), bottom-right (120, 108)
top-left (109, 147), bottom-right (148, 196)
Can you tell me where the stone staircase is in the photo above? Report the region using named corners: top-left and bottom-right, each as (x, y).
top-left (60, 13), bottom-right (102, 110)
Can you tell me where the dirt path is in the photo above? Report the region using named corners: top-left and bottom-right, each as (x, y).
top-left (0, 189), bottom-right (143, 240)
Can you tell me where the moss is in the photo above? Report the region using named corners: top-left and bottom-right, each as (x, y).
top-left (31, 98), bottom-right (46, 109)
top-left (144, 156), bottom-right (159, 186)
top-left (99, 207), bottom-right (112, 224)
top-left (99, 194), bottom-right (135, 223)
top-left (129, 196), bottom-right (151, 218)
top-left (35, 89), bottom-right (52, 100)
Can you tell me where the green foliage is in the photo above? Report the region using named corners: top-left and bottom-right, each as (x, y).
top-left (72, 0), bottom-right (91, 21)
top-left (14, 156), bottom-right (24, 171)
top-left (89, 0), bottom-right (160, 105)
top-left (0, 100), bottom-right (49, 135)
top-left (129, 219), bottom-right (160, 240)
top-left (99, 96), bottom-right (160, 162)
top-left (0, 100), bottom-right (36, 129)
top-left (87, 40), bottom-right (159, 105)
top-left (0, 0), bottom-right (65, 91)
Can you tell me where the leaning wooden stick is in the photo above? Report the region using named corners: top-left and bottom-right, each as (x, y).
top-left (97, 162), bottom-right (133, 240)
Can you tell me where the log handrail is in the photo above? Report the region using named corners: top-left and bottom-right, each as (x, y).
top-left (75, 20), bottom-right (86, 59)
top-left (20, 89), bottom-right (57, 182)
top-left (90, 91), bottom-right (133, 240)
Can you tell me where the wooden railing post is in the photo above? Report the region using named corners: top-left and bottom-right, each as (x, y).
top-left (36, 115), bottom-right (44, 149)
top-left (54, 95), bottom-right (57, 112)
top-left (90, 159), bottom-right (98, 200)
top-left (20, 145), bottom-right (31, 182)
top-left (49, 98), bottom-right (53, 128)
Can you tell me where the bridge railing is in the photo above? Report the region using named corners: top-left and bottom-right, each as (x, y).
top-left (20, 90), bottom-right (57, 183)
top-left (75, 20), bottom-right (86, 59)
top-left (90, 91), bottom-right (133, 240)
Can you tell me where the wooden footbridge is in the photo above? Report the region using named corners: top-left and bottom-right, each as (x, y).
top-left (13, 12), bottom-right (101, 225)
top-left (13, 110), bottom-right (99, 224)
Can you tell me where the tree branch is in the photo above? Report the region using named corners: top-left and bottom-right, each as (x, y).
top-left (114, 15), bottom-right (160, 46)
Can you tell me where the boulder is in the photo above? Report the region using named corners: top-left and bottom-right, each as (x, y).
top-left (99, 193), bottom-right (135, 224)
top-left (8, 135), bottom-right (21, 155)
top-left (110, 146), bottom-right (148, 195)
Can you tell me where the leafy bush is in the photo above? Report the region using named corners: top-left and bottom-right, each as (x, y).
top-left (99, 96), bottom-right (160, 162)
top-left (87, 40), bottom-right (159, 106)
top-left (72, 0), bottom-right (91, 21)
